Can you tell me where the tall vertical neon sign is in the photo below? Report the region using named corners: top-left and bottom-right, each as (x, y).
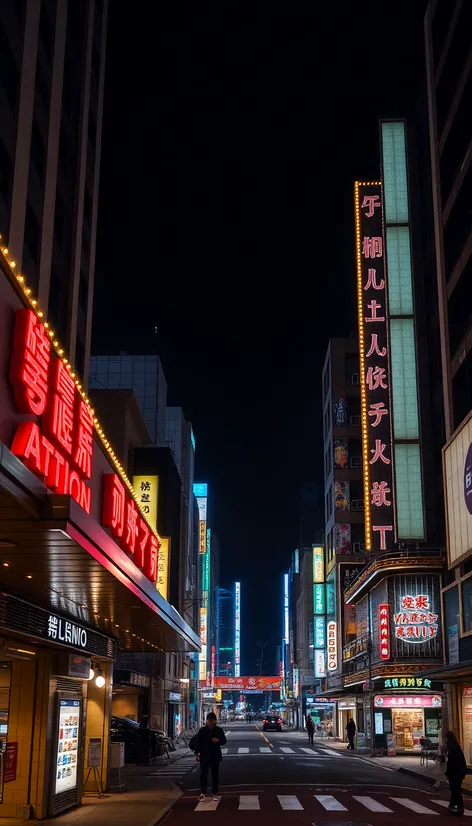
top-left (234, 582), bottom-right (241, 677)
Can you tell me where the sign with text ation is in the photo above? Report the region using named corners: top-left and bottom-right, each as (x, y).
top-left (355, 182), bottom-right (394, 552)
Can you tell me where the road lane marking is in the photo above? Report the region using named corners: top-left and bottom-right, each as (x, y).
top-left (195, 797), bottom-right (220, 811)
top-left (259, 747), bottom-right (271, 753)
top-left (320, 748), bottom-right (344, 757)
top-left (280, 747), bottom-right (295, 753)
top-left (224, 731), bottom-right (229, 736)
top-left (315, 794), bottom-right (348, 811)
top-left (255, 723), bottom-right (272, 746)
top-left (353, 795), bottom-right (393, 812)
top-left (239, 795), bottom-right (260, 810)
top-left (390, 797), bottom-right (438, 814)
top-left (237, 747), bottom-right (249, 753)
top-left (432, 800), bottom-right (472, 816)
top-left (221, 748), bottom-right (228, 754)
top-left (301, 747), bottom-right (316, 754)
top-left (278, 795), bottom-right (303, 810)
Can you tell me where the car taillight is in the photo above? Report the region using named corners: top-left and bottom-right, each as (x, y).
top-left (278, 719), bottom-right (282, 723)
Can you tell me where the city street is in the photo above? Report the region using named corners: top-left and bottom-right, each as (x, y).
top-left (162, 723), bottom-right (465, 823)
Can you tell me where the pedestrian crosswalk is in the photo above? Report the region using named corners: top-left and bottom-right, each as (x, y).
top-left (187, 793), bottom-right (464, 814)
top-left (216, 745), bottom-right (343, 757)
top-left (149, 754), bottom-right (197, 780)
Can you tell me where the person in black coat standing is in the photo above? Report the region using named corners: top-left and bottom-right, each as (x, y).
top-left (306, 714), bottom-right (315, 746)
top-left (346, 718), bottom-right (356, 750)
top-left (445, 731), bottom-right (467, 815)
top-left (194, 712), bottom-right (227, 801)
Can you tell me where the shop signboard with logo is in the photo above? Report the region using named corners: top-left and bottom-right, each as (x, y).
top-left (388, 575), bottom-right (442, 659)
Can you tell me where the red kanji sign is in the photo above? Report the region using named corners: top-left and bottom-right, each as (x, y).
top-left (379, 603), bottom-right (390, 660)
top-left (356, 183), bottom-right (394, 553)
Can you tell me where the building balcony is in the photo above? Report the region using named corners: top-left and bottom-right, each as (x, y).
top-left (344, 548), bottom-right (445, 604)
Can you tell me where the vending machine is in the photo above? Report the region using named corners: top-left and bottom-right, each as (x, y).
top-left (49, 694), bottom-right (84, 815)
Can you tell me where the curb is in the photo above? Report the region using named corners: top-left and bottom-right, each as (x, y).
top-left (149, 782), bottom-right (183, 826)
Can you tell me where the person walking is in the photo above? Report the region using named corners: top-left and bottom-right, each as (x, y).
top-left (445, 731), bottom-right (467, 815)
top-left (346, 718), bottom-right (356, 750)
top-left (194, 712), bottom-right (227, 801)
top-left (306, 714), bottom-right (315, 746)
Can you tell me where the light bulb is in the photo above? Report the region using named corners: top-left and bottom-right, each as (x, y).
top-left (95, 674), bottom-right (105, 688)
top-left (88, 667), bottom-right (95, 681)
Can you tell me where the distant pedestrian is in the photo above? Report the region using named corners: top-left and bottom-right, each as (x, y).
top-left (306, 714), bottom-right (315, 746)
top-left (445, 731), bottom-right (467, 815)
top-left (346, 718), bottom-right (356, 750)
top-left (194, 712), bottom-right (227, 801)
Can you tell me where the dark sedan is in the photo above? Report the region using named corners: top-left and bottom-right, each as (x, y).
top-left (262, 714), bottom-right (282, 732)
top-left (110, 716), bottom-right (165, 765)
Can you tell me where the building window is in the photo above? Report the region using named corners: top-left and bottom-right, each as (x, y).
top-left (30, 118), bottom-right (45, 183)
top-left (0, 24), bottom-right (19, 111)
top-left (24, 202), bottom-right (41, 268)
top-left (462, 578), bottom-right (472, 635)
top-left (0, 135), bottom-right (13, 214)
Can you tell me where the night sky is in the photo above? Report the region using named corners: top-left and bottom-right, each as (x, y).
top-left (93, 1), bottom-right (428, 674)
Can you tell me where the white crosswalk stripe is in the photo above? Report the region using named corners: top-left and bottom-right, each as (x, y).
top-left (315, 794), bottom-right (348, 811)
top-left (320, 748), bottom-right (343, 757)
top-left (280, 747), bottom-right (295, 753)
top-left (353, 795), bottom-right (393, 812)
top-left (278, 795), bottom-right (304, 810)
top-left (390, 797), bottom-right (438, 815)
top-left (239, 795), bottom-right (260, 810)
top-left (259, 746), bottom-right (271, 753)
top-left (237, 747), bottom-right (249, 753)
top-left (195, 797), bottom-right (220, 811)
top-left (433, 800), bottom-right (472, 816)
top-left (301, 747), bottom-right (316, 754)
top-left (221, 748), bottom-right (228, 754)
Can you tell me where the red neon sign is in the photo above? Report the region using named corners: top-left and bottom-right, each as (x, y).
top-left (102, 473), bottom-right (159, 582)
top-left (379, 603), bottom-right (390, 660)
top-left (9, 310), bottom-right (92, 513)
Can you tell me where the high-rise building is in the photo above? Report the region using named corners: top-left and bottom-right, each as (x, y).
top-left (89, 354), bottom-right (168, 445)
top-left (216, 587), bottom-right (235, 676)
top-left (0, 0), bottom-right (108, 383)
top-left (425, 1), bottom-right (472, 437)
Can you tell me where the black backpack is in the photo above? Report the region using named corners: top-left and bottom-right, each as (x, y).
top-left (189, 734), bottom-right (197, 752)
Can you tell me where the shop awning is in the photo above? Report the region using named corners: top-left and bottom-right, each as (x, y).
top-left (419, 662), bottom-right (472, 682)
top-left (0, 446), bottom-right (200, 654)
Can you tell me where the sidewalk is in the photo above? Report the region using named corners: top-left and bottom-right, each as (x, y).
top-left (301, 733), bottom-right (472, 795)
top-left (0, 751), bottom-right (190, 826)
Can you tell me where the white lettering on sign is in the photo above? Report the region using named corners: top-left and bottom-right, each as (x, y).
top-left (393, 594), bottom-right (438, 644)
top-left (47, 615), bottom-right (88, 649)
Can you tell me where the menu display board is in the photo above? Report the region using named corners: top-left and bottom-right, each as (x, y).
top-left (55, 699), bottom-right (81, 795)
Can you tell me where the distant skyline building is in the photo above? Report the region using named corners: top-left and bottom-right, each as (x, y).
top-left (89, 354), bottom-right (168, 444)
top-left (0, 0), bottom-right (108, 383)
top-left (216, 587), bottom-right (235, 676)
top-left (234, 581), bottom-right (241, 677)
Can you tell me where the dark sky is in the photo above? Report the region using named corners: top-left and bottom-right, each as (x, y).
top-left (93, 1), bottom-right (428, 674)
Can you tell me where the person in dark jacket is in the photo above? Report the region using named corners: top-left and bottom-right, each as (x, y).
top-left (306, 714), bottom-right (315, 746)
top-left (445, 731), bottom-right (467, 815)
top-left (346, 718), bottom-right (356, 750)
top-left (195, 712), bottom-right (227, 801)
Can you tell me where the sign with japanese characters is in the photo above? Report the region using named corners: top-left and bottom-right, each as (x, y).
top-left (211, 676), bottom-right (281, 690)
top-left (393, 594), bottom-right (439, 644)
top-left (379, 604), bottom-right (390, 660)
top-left (133, 476), bottom-right (158, 531)
top-left (443, 416), bottom-right (472, 566)
top-left (327, 620), bottom-right (337, 671)
top-left (9, 309), bottom-right (93, 513)
top-left (199, 519), bottom-right (207, 554)
top-left (355, 183), bottom-right (394, 552)
top-left (314, 584), bottom-right (325, 615)
top-left (313, 545), bottom-right (324, 583)
top-left (156, 536), bottom-right (170, 600)
top-left (382, 677), bottom-right (435, 690)
top-left (374, 695), bottom-right (442, 708)
top-left (102, 473), bottom-right (159, 582)
top-left (47, 615), bottom-right (88, 648)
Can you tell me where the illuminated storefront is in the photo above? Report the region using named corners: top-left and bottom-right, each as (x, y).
top-left (0, 252), bottom-right (200, 818)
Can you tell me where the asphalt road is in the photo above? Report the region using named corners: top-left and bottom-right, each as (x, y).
top-left (161, 722), bottom-right (463, 824)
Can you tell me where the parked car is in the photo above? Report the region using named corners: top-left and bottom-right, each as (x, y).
top-left (262, 714), bottom-right (282, 732)
top-left (110, 716), bottom-right (166, 765)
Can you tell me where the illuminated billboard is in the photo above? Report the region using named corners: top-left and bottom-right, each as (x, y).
top-left (234, 582), bottom-right (241, 677)
top-left (355, 180), bottom-right (394, 552)
top-left (193, 482), bottom-right (208, 498)
top-left (313, 545), bottom-right (324, 583)
top-left (444, 414), bottom-right (472, 566)
top-left (283, 574), bottom-right (289, 643)
top-left (133, 475), bottom-right (159, 531)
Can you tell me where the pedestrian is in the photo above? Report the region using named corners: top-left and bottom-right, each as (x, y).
top-left (445, 731), bottom-right (467, 815)
top-left (346, 718), bottom-right (356, 750)
top-left (194, 712), bottom-right (227, 801)
top-left (306, 714), bottom-right (315, 746)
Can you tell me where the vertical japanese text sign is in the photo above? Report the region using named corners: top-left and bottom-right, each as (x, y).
top-left (355, 182), bottom-right (394, 552)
